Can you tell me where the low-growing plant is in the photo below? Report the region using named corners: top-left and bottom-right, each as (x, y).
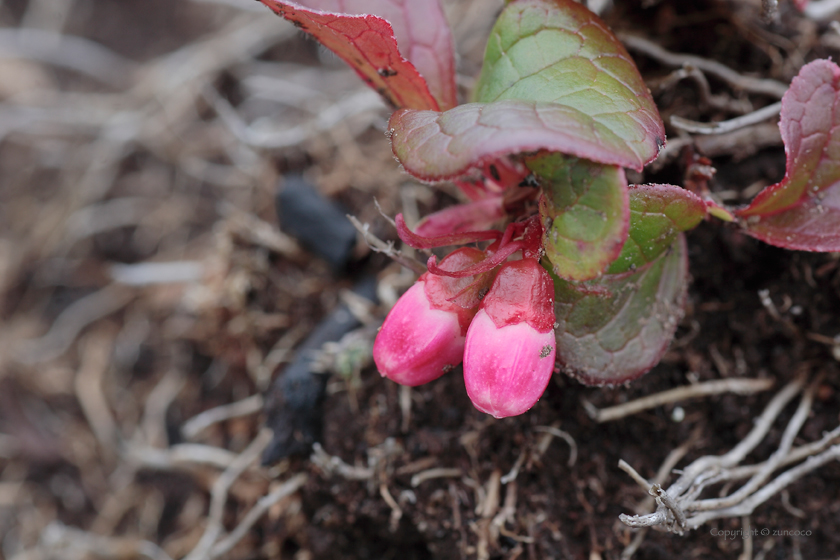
top-left (259, 0), bottom-right (840, 417)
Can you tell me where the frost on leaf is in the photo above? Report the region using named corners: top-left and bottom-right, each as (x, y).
top-left (388, 0), bottom-right (665, 182)
top-left (390, 99), bottom-right (656, 181)
top-left (475, 0), bottom-right (664, 166)
top-left (552, 235), bottom-right (688, 386)
top-left (737, 59), bottom-right (840, 251)
top-left (258, 0), bottom-right (447, 110)
top-left (528, 153), bottom-right (629, 282)
top-left (608, 184), bottom-right (706, 274)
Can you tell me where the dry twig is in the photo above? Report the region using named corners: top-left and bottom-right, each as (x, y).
top-left (533, 425), bottom-right (578, 467)
top-left (182, 428), bottom-right (273, 560)
top-left (0, 28), bottom-right (137, 87)
top-left (75, 331), bottom-right (120, 450)
top-left (620, 427), bottom-right (703, 559)
top-left (181, 394), bottom-right (265, 440)
top-left (11, 521), bottom-right (174, 560)
top-left (411, 467), bottom-right (464, 488)
top-left (126, 443), bottom-right (241, 471)
top-left (618, 372), bottom-right (840, 533)
top-left (619, 34), bottom-right (789, 98)
top-left (347, 214), bottom-right (426, 274)
top-left (209, 473), bottom-right (308, 558)
top-left (310, 442), bottom-right (374, 480)
top-left (583, 377), bottom-right (775, 423)
top-left (671, 102), bottom-right (782, 135)
top-left (15, 285), bottom-right (134, 364)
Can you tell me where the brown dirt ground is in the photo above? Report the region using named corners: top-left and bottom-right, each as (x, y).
top-left (0, 0), bottom-right (838, 559)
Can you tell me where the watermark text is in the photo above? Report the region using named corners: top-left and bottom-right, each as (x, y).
top-left (710, 528), bottom-right (812, 540)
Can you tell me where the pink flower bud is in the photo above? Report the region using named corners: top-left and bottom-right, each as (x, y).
top-left (463, 259), bottom-right (556, 418)
top-left (373, 248), bottom-right (492, 387)
top-left (373, 280), bottom-right (465, 386)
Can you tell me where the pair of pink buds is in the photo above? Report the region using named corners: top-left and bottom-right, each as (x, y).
top-left (372, 215), bottom-right (556, 418)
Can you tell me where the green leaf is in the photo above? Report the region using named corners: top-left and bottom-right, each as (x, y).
top-left (474, 0), bottom-right (664, 166)
top-left (552, 235), bottom-right (688, 386)
top-left (528, 153), bottom-right (628, 281)
top-left (388, 0), bottom-right (667, 181)
top-left (607, 184), bottom-right (707, 274)
top-left (390, 98), bottom-right (657, 181)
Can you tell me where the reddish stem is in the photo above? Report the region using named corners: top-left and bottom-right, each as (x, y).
top-left (519, 217), bottom-right (544, 259)
top-left (428, 240), bottom-right (524, 278)
top-left (396, 214), bottom-right (502, 249)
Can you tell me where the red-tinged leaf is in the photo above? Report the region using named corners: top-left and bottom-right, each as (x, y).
top-left (414, 197), bottom-right (505, 237)
top-left (552, 235), bottom-right (688, 386)
top-left (396, 214), bottom-right (501, 249)
top-left (289, 0), bottom-right (457, 109)
top-left (475, 0), bottom-right (664, 165)
top-left (390, 98), bottom-right (658, 182)
top-left (259, 0), bottom-right (439, 110)
top-left (737, 60), bottom-right (840, 251)
top-left (388, 0), bottom-right (666, 182)
top-left (608, 184), bottom-right (706, 274)
top-left (527, 154), bottom-right (629, 282)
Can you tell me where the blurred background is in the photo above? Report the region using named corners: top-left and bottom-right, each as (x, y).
top-left (0, 1), bottom-right (505, 558)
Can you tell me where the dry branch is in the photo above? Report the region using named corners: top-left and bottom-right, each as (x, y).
top-left (618, 372), bottom-right (840, 534)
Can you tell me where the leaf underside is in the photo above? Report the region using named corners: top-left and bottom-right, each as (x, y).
top-left (258, 0), bottom-right (441, 110)
top-left (608, 184), bottom-right (707, 274)
top-left (552, 235), bottom-right (688, 386)
top-left (388, 0), bottom-right (665, 181)
top-left (529, 153), bottom-right (629, 282)
top-left (737, 59), bottom-right (840, 251)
